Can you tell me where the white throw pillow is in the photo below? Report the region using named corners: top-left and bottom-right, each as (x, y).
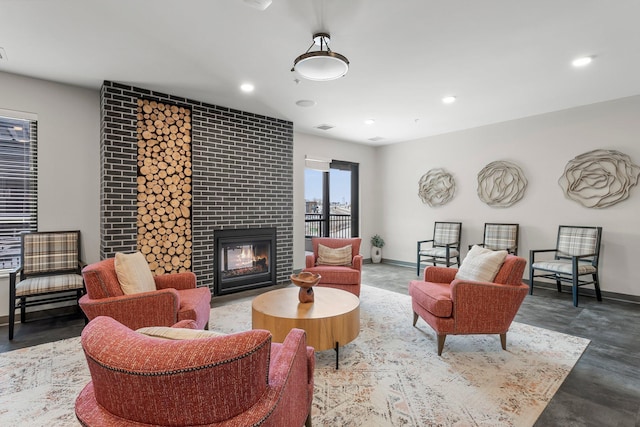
top-left (114, 251), bottom-right (157, 295)
top-left (455, 245), bottom-right (508, 282)
top-left (136, 326), bottom-right (225, 340)
top-left (317, 244), bottom-right (353, 266)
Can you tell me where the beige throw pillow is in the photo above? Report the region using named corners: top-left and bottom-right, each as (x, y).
top-left (455, 245), bottom-right (508, 283)
top-left (115, 251), bottom-right (157, 295)
top-left (136, 326), bottom-right (225, 340)
top-left (317, 244), bottom-right (353, 266)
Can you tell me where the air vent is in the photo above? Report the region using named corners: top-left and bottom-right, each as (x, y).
top-left (315, 124), bottom-right (334, 131)
top-left (368, 136), bottom-right (385, 142)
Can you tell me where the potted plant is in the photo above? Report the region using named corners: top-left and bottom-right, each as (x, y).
top-left (370, 234), bottom-right (385, 264)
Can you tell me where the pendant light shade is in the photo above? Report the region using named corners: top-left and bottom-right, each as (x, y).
top-left (292, 33), bottom-right (349, 81)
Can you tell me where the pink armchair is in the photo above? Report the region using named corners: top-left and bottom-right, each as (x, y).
top-left (75, 316), bottom-right (315, 427)
top-left (304, 237), bottom-right (363, 297)
top-left (409, 255), bottom-right (529, 355)
top-left (80, 258), bottom-right (211, 330)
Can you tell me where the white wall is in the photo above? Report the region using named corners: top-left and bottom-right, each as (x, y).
top-left (377, 95), bottom-right (640, 297)
top-left (0, 72), bottom-right (100, 317)
top-left (293, 132), bottom-right (378, 269)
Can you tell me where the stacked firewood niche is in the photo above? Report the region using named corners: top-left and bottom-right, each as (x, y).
top-left (136, 99), bottom-right (193, 275)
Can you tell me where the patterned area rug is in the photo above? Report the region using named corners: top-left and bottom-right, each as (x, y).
top-left (0, 285), bottom-right (589, 426)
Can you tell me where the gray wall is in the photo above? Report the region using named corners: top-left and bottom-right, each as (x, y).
top-left (0, 71), bottom-right (100, 317)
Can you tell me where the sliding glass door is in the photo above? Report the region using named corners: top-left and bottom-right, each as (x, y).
top-left (304, 160), bottom-right (359, 238)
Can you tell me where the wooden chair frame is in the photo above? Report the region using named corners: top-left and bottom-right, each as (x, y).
top-left (416, 222), bottom-right (462, 275)
top-left (8, 230), bottom-right (85, 340)
top-left (529, 225), bottom-right (602, 307)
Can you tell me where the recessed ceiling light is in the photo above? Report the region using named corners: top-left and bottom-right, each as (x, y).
top-left (296, 99), bottom-right (316, 107)
top-left (364, 119), bottom-right (375, 125)
top-left (572, 56), bottom-right (593, 67)
top-left (442, 96), bottom-right (457, 104)
top-left (243, 0), bottom-right (272, 11)
top-left (240, 83), bottom-right (254, 93)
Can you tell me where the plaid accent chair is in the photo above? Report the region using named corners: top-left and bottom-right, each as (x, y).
top-left (409, 255), bottom-right (529, 355)
top-left (416, 222), bottom-right (462, 275)
top-left (529, 225), bottom-right (603, 307)
top-left (80, 257), bottom-right (211, 330)
top-left (303, 237), bottom-right (363, 297)
top-left (8, 230), bottom-right (85, 340)
top-left (469, 223), bottom-right (519, 255)
top-left (75, 316), bottom-right (315, 427)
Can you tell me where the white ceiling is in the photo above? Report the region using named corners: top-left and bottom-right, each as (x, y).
top-left (1, 0), bottom-right (639, 145)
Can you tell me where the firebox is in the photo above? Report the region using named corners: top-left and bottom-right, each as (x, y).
top-left (214, 228), bottom-right (276, 295)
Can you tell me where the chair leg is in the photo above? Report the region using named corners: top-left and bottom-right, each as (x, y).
top-left (412, 311), bottom-right (418, 327)
top-left (500, 333), bottom-right (507, 350)
top-left (437, 334), bottom-right (446, 356)
top-left (20, 297), bottom-right (26, 323)
top-left (556, 276), bottom-right (562, 293)
top-left (594, 273), bottom-right (602, 302)
top-left (528, 265), bottom-right (534, 295)
top-left (572, 274), bottom-right (579, 307)
top-left (9, 277), bottom-right (16, 340)
top-left (9, 301), bottom-right (15, 341)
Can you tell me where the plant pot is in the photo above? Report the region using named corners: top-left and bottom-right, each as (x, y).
top-left (371, 246), bottom-right (382, 263)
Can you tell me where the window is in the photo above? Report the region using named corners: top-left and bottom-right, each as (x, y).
top-left (304, 159), bottom-right (359, 238)
top-left (0, 112), bottom-right (38, 272)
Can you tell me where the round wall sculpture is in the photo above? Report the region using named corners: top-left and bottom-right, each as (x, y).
top-left (558, 149), bottom-right (640, 208)
top-left (418, 168), bottom-right (456, 207)
top-left (477, 160), bottom-right (527, 208)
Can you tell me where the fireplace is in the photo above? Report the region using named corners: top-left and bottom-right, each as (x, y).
top-left (214, 228), bottom-right (276, 295)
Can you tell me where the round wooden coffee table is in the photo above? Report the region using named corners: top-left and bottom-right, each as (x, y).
top-left (252, 287), bottom-right (360, 369)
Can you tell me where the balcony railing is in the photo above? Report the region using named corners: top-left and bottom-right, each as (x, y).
top-left (305, 213), bottom-right (352, 238)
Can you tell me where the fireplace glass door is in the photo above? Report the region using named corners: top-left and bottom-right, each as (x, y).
top-left (221, 241), bottom-right (270, 280)
top-left (214, 228), bottom-right (276, 295)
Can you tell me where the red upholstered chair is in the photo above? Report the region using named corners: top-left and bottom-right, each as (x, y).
top-left (409, 255), bottom-right (529, 355)
top-left (75, 316), bottom-right (315, 427)
top-left (304, 237), bottom-right (363, 297)
top-left (79, 258), bottom-right (211, 330)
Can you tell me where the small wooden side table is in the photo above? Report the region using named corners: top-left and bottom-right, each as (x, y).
top-left (252, 287), bottom-right (360, 369)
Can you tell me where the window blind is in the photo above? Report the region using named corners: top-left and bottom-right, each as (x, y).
top-left (0, 115), bottom-right (38, 271)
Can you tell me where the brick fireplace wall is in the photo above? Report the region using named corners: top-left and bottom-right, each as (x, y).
top-left (100, 81), bottom-right (294, 292)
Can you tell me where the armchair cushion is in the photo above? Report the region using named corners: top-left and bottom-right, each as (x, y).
top-left (409, 280), bottom-right (453, 317)
top-left (455, 245), bottom-right (508, 282)
top-left (531, 260), bottom-right (597, 274)
top-left (317, 244), bottom-right (353, 266)
top-left (137, 326), bottom-right (225, 340)
top-left (306, 264), bottom-right (361, 285)
top-left (418, 247), bottom-right (460, 258)
top-left (15, 273), bottom-right (84, 296)
top-left (114, 251), bottom-right (156, 295)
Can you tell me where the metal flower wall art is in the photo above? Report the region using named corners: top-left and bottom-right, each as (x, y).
top-left (477, 160), bottom-right (528, 207)
top-left (418, 168), bottom-right (456, 207)
top-left (558, 149), bottom-right (640, 208)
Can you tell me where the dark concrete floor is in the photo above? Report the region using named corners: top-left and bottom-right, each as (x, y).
top-left (1, 262), bottom-right (639, 426)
